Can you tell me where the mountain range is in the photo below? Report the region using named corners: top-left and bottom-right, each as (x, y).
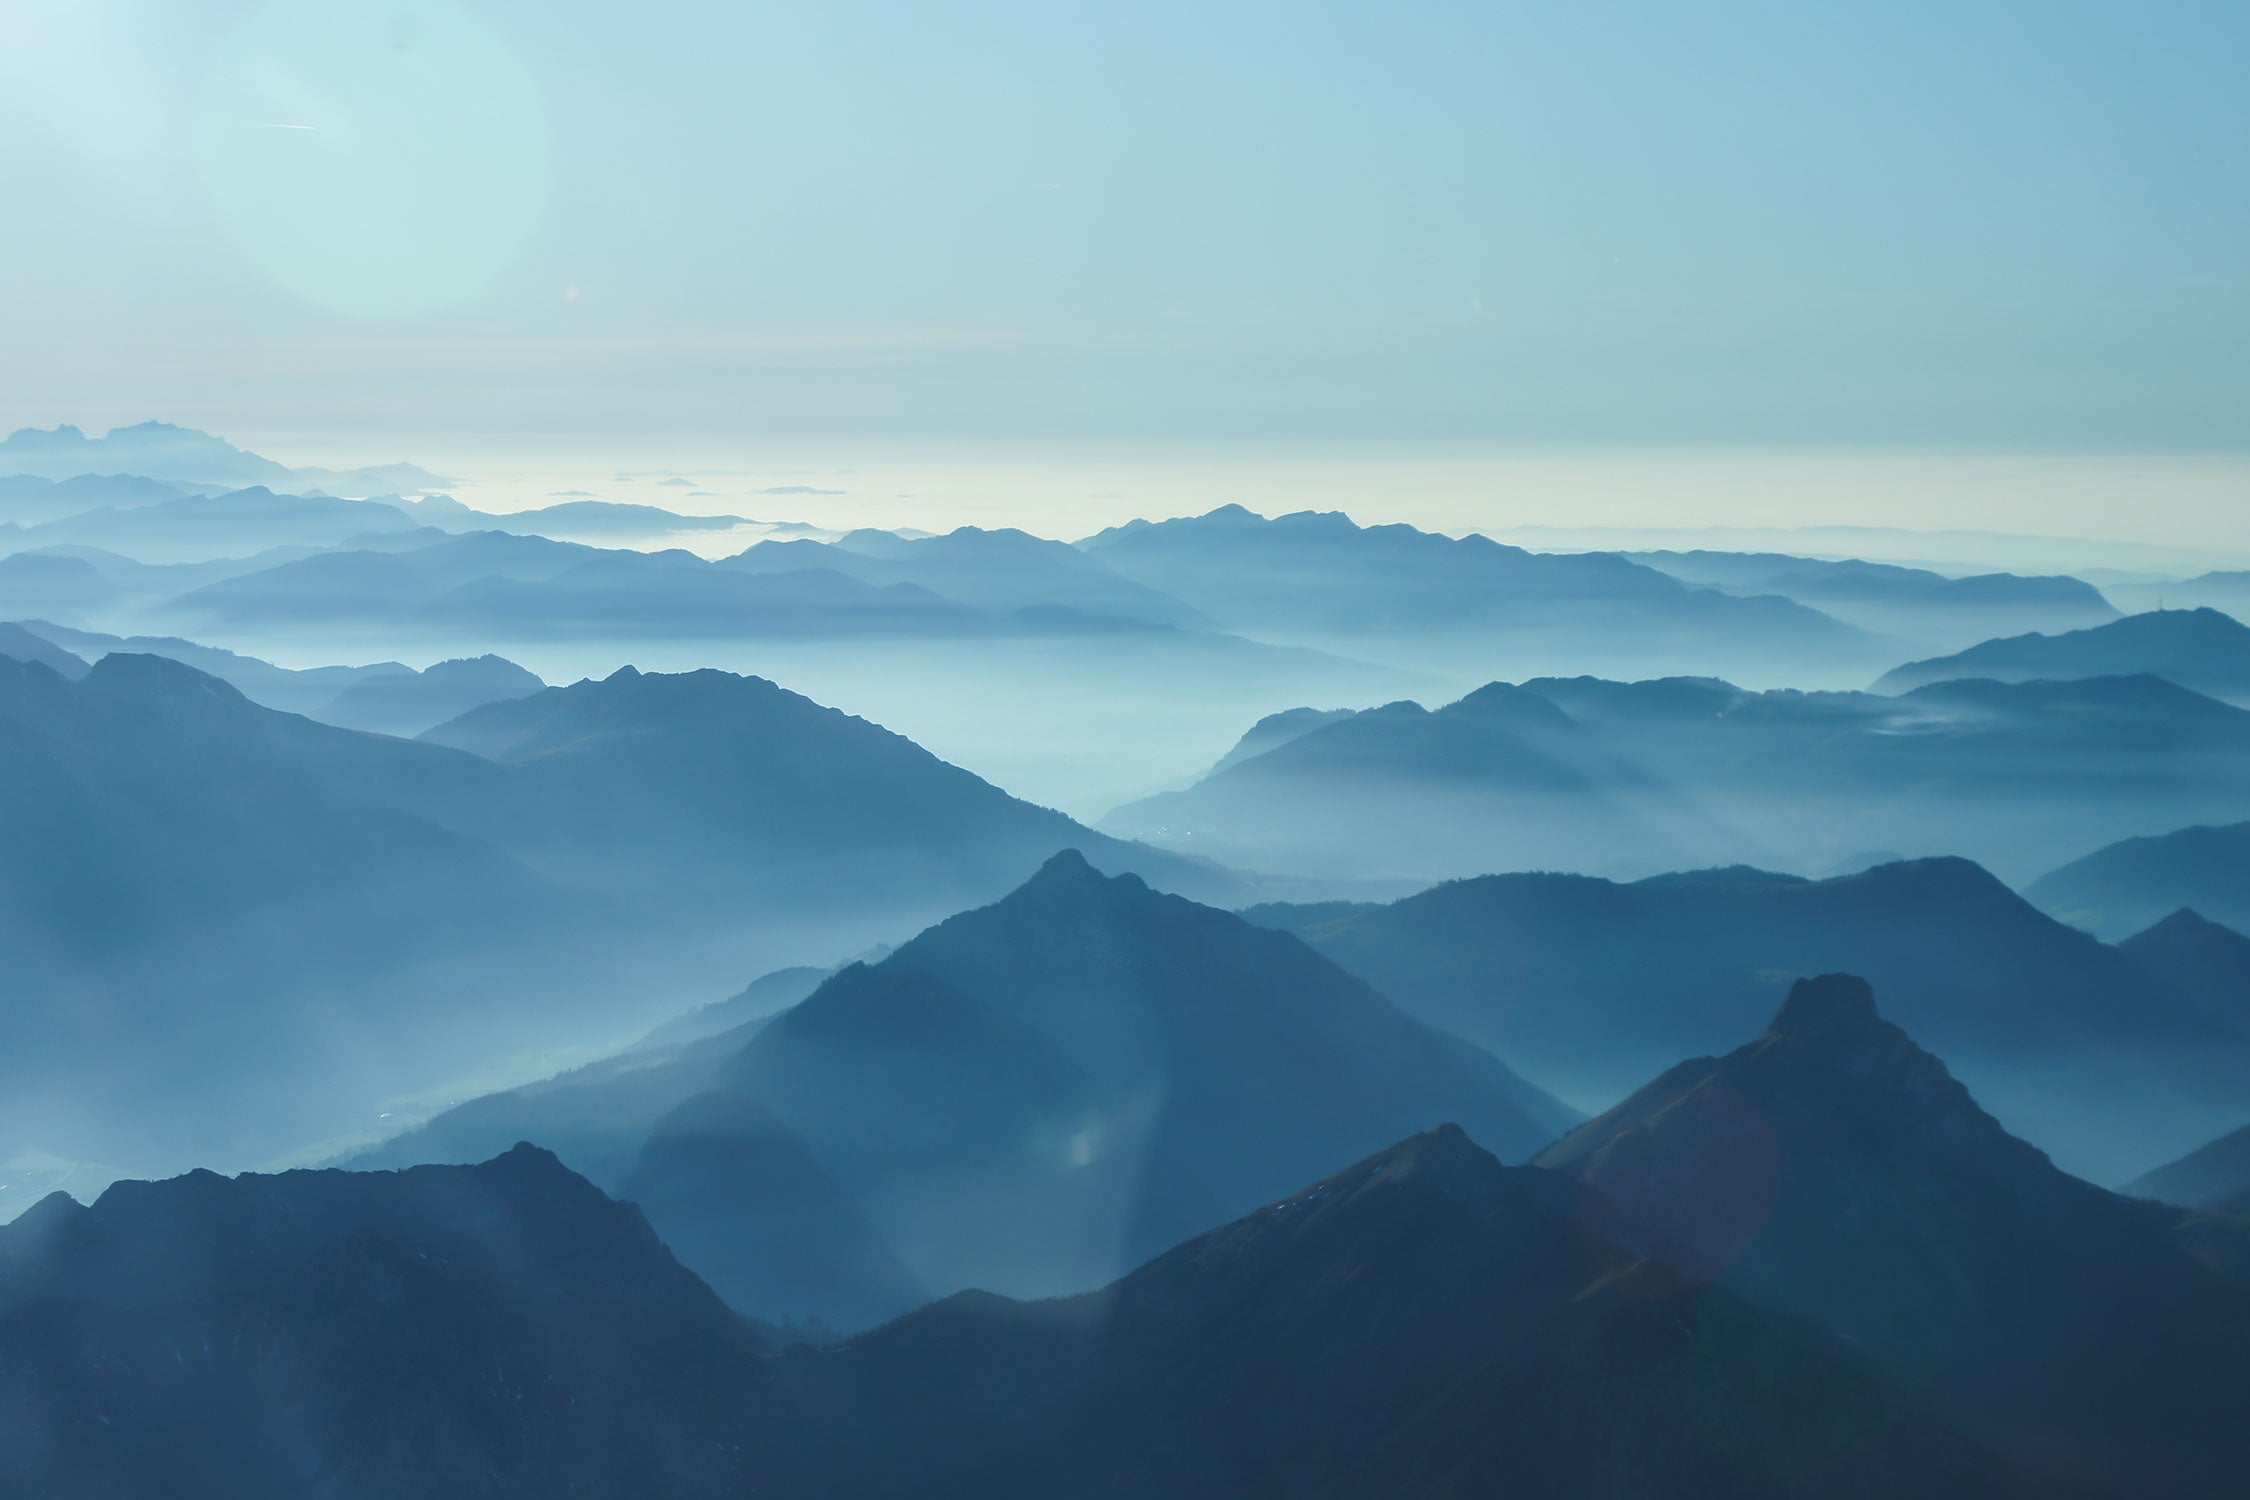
top-left (1874, 607), bottom-right (2250, 700)
top-left (2029, 819), bottom-right (2250, 938)
top-left (1245, 856), bottom-right (2248, 1181)
top-left (22, 978), bottom-right (2238, 1496)
top-left (365, 850), bottom-right (1573, 1328)
top-left (1110, 670), bottom-right (2250, 885)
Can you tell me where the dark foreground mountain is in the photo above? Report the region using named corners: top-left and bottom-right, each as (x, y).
top-left (1874, 607), bottom-right (2250, 700)
top-left (1113, 671), bottom-right (2250, 884)
top-left (1251, 858), bottom-right (2247, 1181)
top-left (1, 1136), bottom-right (2073, 1500)
top-left (2029, 820), bottom-right (2250, 938)
top-left (1537, 976), bottom-right (2250, 1499)
top-left (369, 851), bottom-right (1575, 1328)
top-left (0, 1146), bottom-right (773, 1499)
top-left (786, 1125), bottom-right (2070, 1500)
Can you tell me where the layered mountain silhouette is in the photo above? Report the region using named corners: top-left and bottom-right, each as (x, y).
top-left (1076, 504), bottom-right (1877, 680)
top-left (1249, 857), bottom-right (2248, 1180)
top-left (2124, 1120), bottom-right (2250, 1214)
top-left (2030, 819), bottom-right (2250, 938)
top-left (3, 1132), bottom-right (2082, 1498)
top-left (1875, 607), bottom-right (2250, 700)
top-left (2116, 908), bottom-right (2250, 1032)
top-left (1538, 975), bottom-right (2250, 1499)
top-left (0, 420), bottom-right (295, 485)
top-left (368, 851), bottom-right (1574, 1327)
top-left (0, 655), bottom-right (1217, 1186)
top-left (1633, 548), bottom-right (2118, 651)
top-left (1111, 671), bottom-right (2250, 883)
top-left (13, 486), bottom-right (423, 563)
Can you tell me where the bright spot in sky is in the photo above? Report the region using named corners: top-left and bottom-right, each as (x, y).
top-left (195, 0), bottom-right (550, 319)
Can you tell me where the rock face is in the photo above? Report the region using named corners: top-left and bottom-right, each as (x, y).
top-left (1537, 975), bottom-right (2250, 1499)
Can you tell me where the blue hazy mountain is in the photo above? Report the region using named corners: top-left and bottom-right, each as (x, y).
top-left (1112, 671), bottom-right (2250, 884)
top-left (1077, 504), bottom-right (1880, 679)
top-left (1247, 857), bottom-right (2247, 1182)
top-left (0, 621), bottom-right (88, 679)
top-left (369, 850), bottom-right (1572, 1327)
top-left (0, 656), bottom-right (1224, 1186)
top-left (1875, 607), bottom-right (2250, 700)
top-left (6, 620), bottom-right (543, 736)
top-left (14, 485), bottom-right (422, 563)
top-left (1632, 548), bottom-right (2118, 652)
top-left (2123, 1117), bottom-right (2250, 1214)
top-left (1537, 975), bottom-right (2250, 1500)
top-left (2029, 820), bottom-right (2250, 939)
top-left (727, 526), bottom-right (1214, 629)
top-left (0, 472), bottom-right (201, 523)
top-left (0, 421), bottom-right (295, 485)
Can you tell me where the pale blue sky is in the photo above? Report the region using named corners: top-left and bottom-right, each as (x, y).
top-left (6, 0), bottom-right (2250, 450)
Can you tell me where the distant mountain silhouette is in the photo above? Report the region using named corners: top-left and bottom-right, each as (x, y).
top-left (790, 1123), bottom-right (2074, 1499)
top-left (1076, 504), bottom-right (1877, 680)
top-left (1634, 548), bottom-right (2117, 651)
top-left (0, 472), bottom-right (197, 523)
top-left (6, 620), bottom-right (543, 736)
top-left (0, 1146), bottom-right (774, 1499)
top-left (311, 653), bottom-right (545, 736)
top-left (0, 420), bottom-right (294, 485)
top-left (1250, 857), bottom-right (2246, 1181)
top-left (1537, 975), bottom-right (2250, 1499)
top-left (726, 525), bottom-right (1213, 629)
top-left (371, 851), bottom-right (1572, 1327)
top-left (0, 621), bottom-right (87, 679)
top-left (2030, 820), bottom-right (2250, 938)
top-left (2117, 908), bottom-right (2250, 1032)
top-left (1875, 607), bottom-right (2250, 699)
top-left (1111, 671), bottom-right (2250, 884)
top-left (2123, 1119), bottom-right (2250, 1214)
top-left (13, 485), bottom-right (424, 563)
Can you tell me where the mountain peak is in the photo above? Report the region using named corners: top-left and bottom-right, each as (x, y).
top-left (1769, 972), bottom-right (1881, 1037)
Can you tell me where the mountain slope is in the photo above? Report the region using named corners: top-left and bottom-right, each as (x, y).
top-left (2030, 820), bottom-right (2250, 938)
top-left (1875, 607), bottom-right (2250, 699)
top-left (1536, 975), bottom-right (2250, 1499)
top-left (797, 1125), bottom-right (2073, 1500)
top-left (1257, 857), bottom-right (2243, 1180)
top-left (2122, 1122), bottom-right (2250, 1213)
top-left (0, 1146), bottom-right (774, 1499)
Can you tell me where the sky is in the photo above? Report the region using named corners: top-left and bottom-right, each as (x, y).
top-left (5, 1), bottom-right (2249, 535)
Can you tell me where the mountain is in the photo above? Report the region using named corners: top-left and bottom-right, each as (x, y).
top-left (16, 485), bottom-right (421, 563)
top-left (1536, 975), bottom-right (2250, 1499)
top-left (0, 472), bottom-right (196, 523)
top-left (0, 421), bottom-right (295, 485)
top-left (415, 667), bottom-right (1229, 915)
top-left (1251, 857), bottom-right (2245, 1180)
top-left (2029, 820), bottom-right (2250, 939)
top-left (14, 620), bottom-right (545, 734)
top-left (794, 1124), bottom-right (2073, 1500)
top-left (727, 526), bottom-right (1212, 629)
top-left (1874, 607), bottom-right (2250, 700)
top-left (2116, 908), bottom-right (2250, 1032)
top-left (369, 851), bottom-right (1573, 1327)
top-left (0, 1146), bottom-right (775, 1499)
top-left (2122, 1121), bottom-right (2250, 1213)
top-left (0, 654), bottom-right (1222, 1187)
top-left (1109, 671), bottom-right (2250, 885)
top-left (0, 1134), bottom-right (2074, 1500)
top-left (1077, 504), bottom-right (1878, 680)
top-left (310, 653), bottom-right (545, 736)
top-left (1632, 548), bottom-right (2117, 652)
top-left (0, 621), bottom-right (87, 679)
